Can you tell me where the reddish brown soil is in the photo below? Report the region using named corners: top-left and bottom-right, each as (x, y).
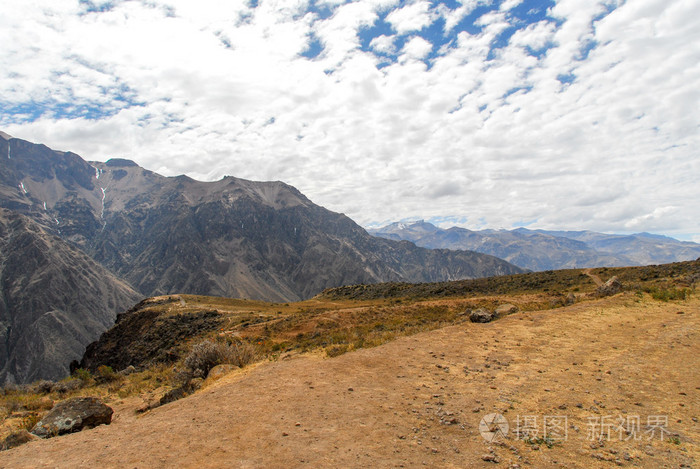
top-left (1, 293), bottom-right (698, 468)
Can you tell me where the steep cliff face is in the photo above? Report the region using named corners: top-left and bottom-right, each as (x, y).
top-left (1, 136), bottom-right (523, 303)
top-left (0, 209), bottom-right (141, 384)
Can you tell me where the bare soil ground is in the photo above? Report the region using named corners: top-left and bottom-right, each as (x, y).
top-left (1, 293), bottom-right (697, 468)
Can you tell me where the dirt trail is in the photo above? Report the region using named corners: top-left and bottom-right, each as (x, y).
top-left (583, 268), bottom-right (604, 287)
top-left (2, 294), bottom-right (698, 468)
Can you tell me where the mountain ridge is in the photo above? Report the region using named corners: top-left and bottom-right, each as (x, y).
top-left (369, 220), bottom-right (700, 271)
top-left (0, 135), bottom-right (524, 303)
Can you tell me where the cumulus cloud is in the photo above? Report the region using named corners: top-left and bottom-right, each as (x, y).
top-left (401, 36), bottom-right (433, 60)
top-left (1, 0), bottom-right (698, 241)
top-left (369, 34), bottom-right (397, 54)
top-left (385, 1), bottom-right (436, 35)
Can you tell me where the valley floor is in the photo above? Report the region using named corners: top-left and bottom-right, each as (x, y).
top-left (1, 293), bottom-right (698, 468)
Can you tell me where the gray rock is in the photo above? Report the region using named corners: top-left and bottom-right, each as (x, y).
top-left (494, 304), bottom-right (518, 317)
top-left (469, 308), bottom-right (493, 323)
top-left (31, 397), bottom-right (113, 438)
top-left (595, 276), bottom-right (623, 297)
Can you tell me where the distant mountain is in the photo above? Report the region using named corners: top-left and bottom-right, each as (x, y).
top-left (369, 221), bottom-right (700, 271)
top-left (0, 134), bottom-right (523, 304)
top-left (0, 209), bottom-right (140, 385)
top-left (530, 229), bottom-right (700, 266)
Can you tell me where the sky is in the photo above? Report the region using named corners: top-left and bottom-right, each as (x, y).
top-left (1, 0), bottom-right (699, 241)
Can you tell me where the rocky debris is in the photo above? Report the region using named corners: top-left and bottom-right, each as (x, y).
top-left (1, 430), bottom-right (40, 451)
top-left (494, 304), bottom-right (518, 317)
top-left (595, 276), bottom-right (623, 297)
top-left (31, 397), bottom-right (113, 438)
top-left (469, 308), bottom-right (493, 323)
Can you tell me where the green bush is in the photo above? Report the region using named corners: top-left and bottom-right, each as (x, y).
top-left (72, 368), bottom-right (93, 383)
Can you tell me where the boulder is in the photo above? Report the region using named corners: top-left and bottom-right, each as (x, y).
top-left (31, 397), bottom-right (113, 439)
top-left (469, 308), bottom-right (493, 323)
top-left (494, 304), bottom-right (518, 317)
top-left (596, 276), bottom-right (623, 297)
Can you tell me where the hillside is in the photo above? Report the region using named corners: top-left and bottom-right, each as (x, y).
top-left (0, 136), bottom-right (523, 303)
top-left (0, 209), bottom-right (140, 385)
top-left (369, 221), bottom-right (700, 271)
top-left (0, 261), bottom-right (697, 467)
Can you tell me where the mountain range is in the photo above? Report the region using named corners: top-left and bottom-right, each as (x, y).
top-left (0, 133), bottom-right (522, 383)
top-left (369, 221), bottom-right (700, 271)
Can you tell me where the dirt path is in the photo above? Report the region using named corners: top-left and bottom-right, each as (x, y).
top-left (583, 268), bottom-right (604, 287)
top-left (2, 294), bottom-right (698, 468)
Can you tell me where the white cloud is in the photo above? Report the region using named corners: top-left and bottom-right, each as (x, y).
top-left (369, 34), bottom-right (396, 55)
top-left (385, 1), bottom-right (436, 35)
top-left (509, 20), bottom-right (556, 52)
top-left (401, 36), bottom-right (433, 60)
top-left (1, 0), bottom-right (699, 240)
top-left (500, 0), bottom-right (524, 11)
top-left (437, 2), bottom-right (479, 33)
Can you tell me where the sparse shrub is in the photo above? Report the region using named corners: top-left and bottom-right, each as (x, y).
top-left (646, 287), bottom-right (690, 302)
top-left (95, 365), bottom-right (120, 384)
top-left (182, 340), bottom-right (256, 380)
top-left (54, 378), bottom-right (84, 394)
top-left (72, 368), bottom-right (93, 383)
top-left (20, 413), bottom-right (41, 432)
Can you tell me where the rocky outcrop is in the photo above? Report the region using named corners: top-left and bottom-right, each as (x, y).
top-left (77, 298), bottom-right (223, 373)
top-left (31, 397), bottom-right (113, 438)
top-left (469, 308), bottom-right (493, 323)
top-left (595, 276), bottom-right (623, 297)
